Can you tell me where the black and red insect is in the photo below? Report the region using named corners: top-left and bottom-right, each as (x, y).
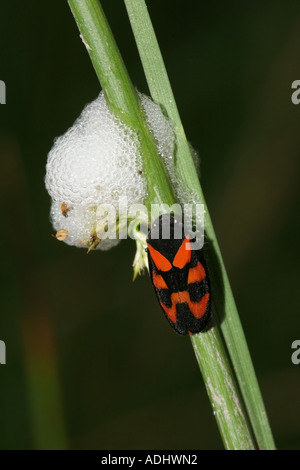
top-left (147, 214), bottom-right (211, 335)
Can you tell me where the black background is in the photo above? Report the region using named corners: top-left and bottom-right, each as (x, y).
top-left (0, 0), bottom-right (299, 449)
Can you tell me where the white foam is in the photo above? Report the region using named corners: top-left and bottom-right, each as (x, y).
top-left (46, 91), bottom-right (194, 250)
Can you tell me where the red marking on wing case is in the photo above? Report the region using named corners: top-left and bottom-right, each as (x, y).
top-left (187, 261), bottom-right (206, 284)
top-left (152, 271), bottom-right (168, 290)
top-left (172, 236), bottom-right (191, 269)
top-left (160, 292), bottom-right (188, 323)
top-left (147, 244), bottom-right (172, 272)
top-left (189, 293), bottom-right (210, 319)
top-left (160, 291), bottom-right (210, 324)
top-left (160, 302), bottom-right (177, 323)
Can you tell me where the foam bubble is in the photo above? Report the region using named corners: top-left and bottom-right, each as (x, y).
top-left (46, 91), bottom-right (180, 249)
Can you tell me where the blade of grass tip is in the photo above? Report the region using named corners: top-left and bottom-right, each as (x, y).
top-left (124, 0), bottom-right (275, 450)
top-left (68, 0), bottom-right (257, 449)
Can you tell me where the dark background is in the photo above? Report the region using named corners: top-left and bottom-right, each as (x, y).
top-left (0, 0), bottom-right (299, 450)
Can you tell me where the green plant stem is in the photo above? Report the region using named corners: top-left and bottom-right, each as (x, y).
top-left (191, 322), bottom-right (254, 450)
top-left (68, 0), bottom-right (176, 211)
top-left (68, 0), bottom-right (258, 450)
top-left (124, 0), bottom-right (275, 450)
